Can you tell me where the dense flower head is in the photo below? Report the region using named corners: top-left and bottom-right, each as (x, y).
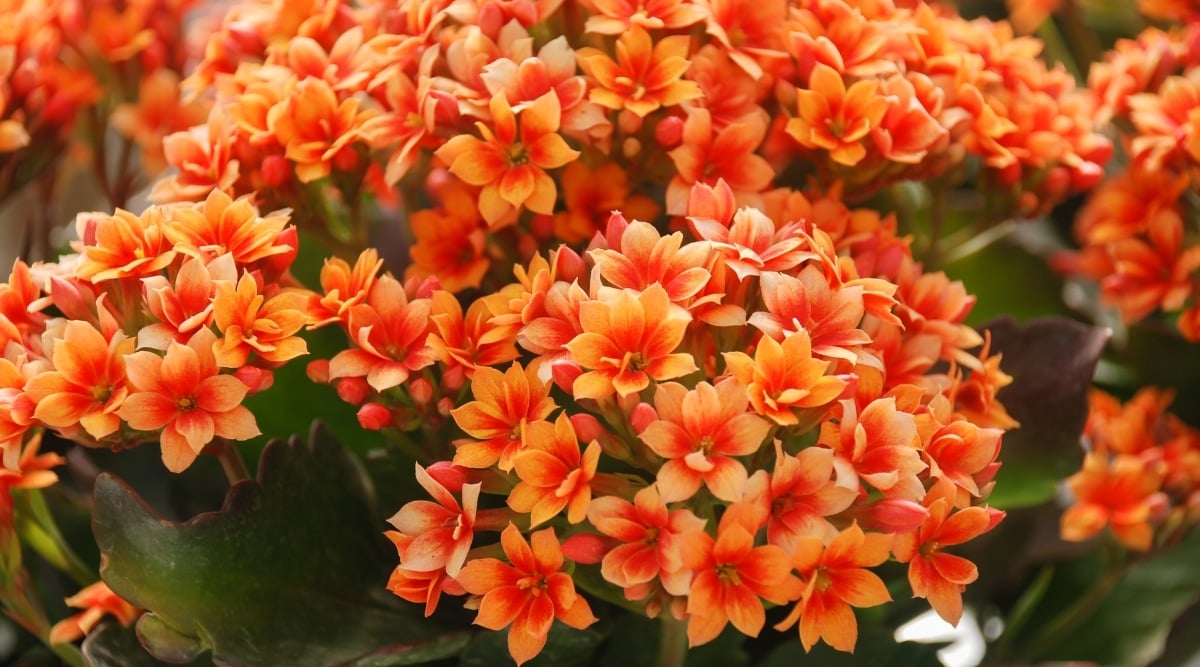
top-left (0, 0), bottom-right (1117, 661)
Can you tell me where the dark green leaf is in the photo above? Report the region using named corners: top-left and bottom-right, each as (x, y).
top-left (979, 316), bottom-right (1108, 508)
top-left (757, 624), bottom-right (943, 667)
top-left (1036, 530), bottom-right (1200, 666)
top-left (93, 423), bottom-right (468, 666)
top-left (81, 622), bottom-right (215, 667)
top-left (595, 616), bottom-right (749, 667)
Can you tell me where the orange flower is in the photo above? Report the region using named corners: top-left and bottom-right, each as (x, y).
top-left (666, 107), bottom-right (774, 215)
top-left (509, 413), bottom-right (600, 525)
top-left (576, 27), bottom-right (701, 118)
top-left (328, 274), bottom-right (434, 392)
top-left (700, 0), bottom-right (788, 79)
top-left (775, 523), bottom-right (892, 652)
top-left (456, 525), bottom-right (597, 666)
top-left (747, 444), bottom-right (857, 550)
top-left (450, 362), bottom-right (556, 471)
top-left (584, 0), bottom-right (708, 34)
top-left (893, 482), bottom-right (1002, 625)
top-left (119, 329), bottom-right (261, 473)
top-left (818, 396), bottom-right (925, 500)
top-left (387, 463), bottom-right (481, 576)
top-left (267, 77), bottom-right (375, 183)
top-left (110, 69), bottom-right (207, 175)
top-left (590, 218), bottom-right (712, 304)
top-left (427, 291), bottom-right (521, 379)
top-left (163, 189), bottom-right (294, 269)
top-left (24, 321), bottom-right (133, 441)
top-left (47, 582), bottom-right (139, 646)
top-left (787, 63), bottom-right (889, 167)
top-left (435, 91), bottom-right (579, 226)
top-left (566, 284), bottom-right (697, 400)
top-left (680, 514), bottom-right (796, 646)
top-left (920, 397), bottom-right (1003, 498)
top-left (386, 554), bottom-right (467, 618)
top-left (0, 433), bottom-right (65, 493)
top-left (640, 378), bottom-right (771, 502)
top-left (140, 254), bottom-right (237, 350)
top-left (1061, 452), bottom-right (1168, 551)
top-left (588, 484), bottom-right (706, 598)
top-left (406, 183), bottom-right (490, 293)
top-left (73, 207), bottom-right (176, 284)
top-left (552, 161), bottom-right (660, 244)
top-left (150, 107), bottom-right (241, 203)
top-left (750, 267), bottom-right (873, 365)
top-left (212, 273), bottom-right (309, 368)
top-left (307, 249), bottom-right (384, 329)
top-left (723, 330), bottom-right (847, 426)
top-left (690, 205), bottom-right (814, 281)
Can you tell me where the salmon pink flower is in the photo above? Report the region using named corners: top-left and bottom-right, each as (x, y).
top-left (387, 463), bottom-right (481, 576)
top-left (456, 525), bottom-right (597, 666)
top-left (689, 206), bottom-right (814, 281)
top-left (450, 362), bottom-right (556, 471)
top-left (775, 523), bottom-right (893, 652)
top-left (435, 91), bottom-right (580, 226)
top-left (750, 267), bottom-right (875, 365)
top-left (640, 378), bottom-right (771, 502)
top-left (24, 321), bottom-right (133, 441)
top-left (576, 27), bottom-right (701, 118)
top-left (565, 284), bottom-right (697, 400)
top-left (509, 413), bottom-right (600, 526)
top-left (119, 329), bottom-right (261, 473)
top-left (406, 184), bottom-right (490, 293)
top-left (150, 107), bottom-right (241, 203)
top-left (700, 0), bottom-right (788, 79)
top-left (427, 291), bottom-right (521, 379)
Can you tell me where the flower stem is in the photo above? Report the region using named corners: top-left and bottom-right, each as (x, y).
top-left (657, 613), bottom-right (688, 667)
top-left (214, 440), bottom-right (251, 484)
top-left (1021, 561), bottom-right (1127, 660)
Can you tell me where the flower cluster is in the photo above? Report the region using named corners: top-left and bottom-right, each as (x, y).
top-left (1055, 9), bottom-right (1200, 340)
top-left (353, 179), bottom-right (1011, 661)
top-left (1061, 388), bottom-right (1200, 552)
top-left (0, 189), bottom-right (305, 472)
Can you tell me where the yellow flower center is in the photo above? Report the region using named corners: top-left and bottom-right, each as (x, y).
top-left (177, 396), bottom-right (197, 411)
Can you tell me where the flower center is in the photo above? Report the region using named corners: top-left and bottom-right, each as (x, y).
top-left (177, 396), bottom-right (197, 411)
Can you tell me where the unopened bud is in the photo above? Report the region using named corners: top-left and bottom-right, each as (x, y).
top-left (336, 376), bottom-right (371, 405)
top-left (357, 403), bottom-right (392, 430)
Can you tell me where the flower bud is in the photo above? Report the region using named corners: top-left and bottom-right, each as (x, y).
top-left (357, 403), bottom-right (392, 430)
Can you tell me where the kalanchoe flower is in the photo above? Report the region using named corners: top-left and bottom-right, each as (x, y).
top-left (119, 328), bottom-right (260, 472)
top-left (508, 413), bottom-right (600, 526)
top-left (25, 321), bottom-right (133, 442)
top-left (456, 524), bottom-right (597, 666)
top-left (388, 463), bottom-right (480, 576)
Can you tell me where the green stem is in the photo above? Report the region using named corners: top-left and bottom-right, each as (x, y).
top-left (924, 185), bottom-right (946, 269)
top-left (991, 563), bottom-right (1054, 660)
top-left (657, 613), bottom-right (689, 667)
top-left (51, 641), bottom-right (85, 667)
top-left (12, 489), bottom-right (95, 587)
top-left (214, 439), bottom-right (251, 484)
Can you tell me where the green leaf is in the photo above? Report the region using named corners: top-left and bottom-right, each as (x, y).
top-left (1035, 530), bottom-right (1200, 666)
top-left (979, 316), bottom-right (1108, 509)
top-left (81, 622), bottom-right (216, 667)
top-left (595, 615), bottom-right (749, 667)
top-left (757, 625), bottom-right (943, 667)
top-left (93, 422), bottom-right (469, 666)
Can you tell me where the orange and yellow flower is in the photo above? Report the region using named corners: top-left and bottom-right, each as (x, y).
top-left (509, 413), bottom-right (600, 525)
top-left (788, 64), bottom-right (889, 167)
top-left (456, 525), bottom-right (597, 665)
top-left (119, 329), bottom-right (261, 472)
top-left (576, 27), bottom-right (701, 118)
top-left (25, 321), bottom-right (133, 441)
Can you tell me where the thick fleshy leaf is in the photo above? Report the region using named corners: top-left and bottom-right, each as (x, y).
top-left (93, 423), bottom-right (468, 666)
top-left (82, 621), bottom-right (217, 667)
top-left (978, 316), bottom-right (1109, 509)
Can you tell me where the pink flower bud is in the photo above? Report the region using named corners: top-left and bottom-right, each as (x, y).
top-left (357, 403), bottom-right (392, 430)
top-left (562, 533), bottom-right (613, 565)
top-left (235, 366), bottom-right (274, 394)
top-left (630, 402), bottom-right (658, 434)
top-left (856, 498), bottom-right (929, 533)
top-left (655, 115), bottom-right (684, 148)
top-left (337, 377), bottom-right (371, 405)
top-left (409, 377), bottom-right (434, 406)
top-left (261, 155), bottom-right (292, 188)
top-left (426, 461), bottom-right (468, 493)
top-left (550, 360), bottom-right (582, 394)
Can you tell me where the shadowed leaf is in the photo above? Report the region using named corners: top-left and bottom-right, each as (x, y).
top-left (93, 423), bottom-right (469, 666)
